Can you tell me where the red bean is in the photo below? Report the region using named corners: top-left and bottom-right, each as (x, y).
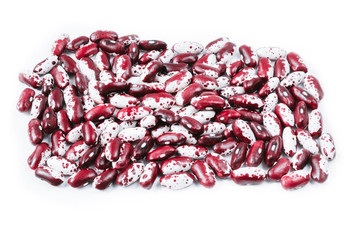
top-left (246, 140), bottom-right (265, 167)
top-left (63, 85), bottom-right (84, 124)
top-left (228, 94), bottom-right (264, 109)
top-left (248, 121), bottom-right (271, 141)
top-left (132, 136), bottom-right (155, 161)
top-left (286, 52), bottom-right (308, 72)
top-left (35, 166), bottom-right (64, 186)
top-left (65, 140), bottom-right (90, 161)
top-left (48, 89), bottom-right (64, 112)
top-left (99, 39), bottom-right (126, 54)
top-left (142, 92), bottom-right (175, 109)
top-left (276, 85), bottom-right (296, 110)
top-left (231, 167), bottom-right (267, 184)
top-left (236, 108), bottom-right (263, 123)
top-left (239, 45), bottom-right (258, 67)
top-left (290, 86), bottom-right (318, 109)
top-left (79, 145), bottom-right (101, 169)
top-left (82, 121), bottom-right (98, 146)
top-left (68, 168), bottom-right (97, 188)
top-left (139, 40), bottom-right (167, 51)
top-left (191, 160), bottom-right (216, 188)
top-left (215, 109), bottom-right (241, 124)
top-left (147, 146), bottom-right (176, 161)
top-left (75, 43), bottom-right (98, 60)
top-left (93, 168), bottom-right (117, 190)
top-left (66, 36), bottom-right (89, 51)
top-left (28, 119), bottom-right (43, 145)
top-left (232, 119), bottom-right (256, 145)
top-left (116, 162), bottom-right (145, 186)
top-left (291, 149), bottom-right (311, 171)
top-left (90, 30), bottom-right (118, 42)
top-left (17, 88), bottom-right (35, 112)
top-left (160, 172), bottom-right (195, 190)
top-left (191, 95), bottom-right (226, 110)
top-left (243, 75), bottom-right (264, 93)
top-left (117, 34), bottom-right (140, 46)
top-left (281, 170), bottom-right (310, 190)
top-left (59, 55), bottom-right (79, 74)
top-left (205, 153), bottom-right (231, 178)
top-left (274, 57), bottom-right (290, 80)
top-left (216, 42), bottom-right (235, 62)
top-left (28, 143), bottom-right (51, 170)
top-left (41, 74), bottom-right (54, 95)
top-left (303, 75), bottom-right (324, 101)
top-left (258, 57), bottom-right (274, 79)
top-left (57, 109), bottom-right (72, 134)
top-left (50, 65), bottom-right (70, 89)
top-left (294, 101), bottom-right (309, 129)
top-left (95, 148), bottom-right (111, 170)
top-left (231, 142), bottom-right (248, 170)
top-left (84, 104), bottom-right (115, 122)
top-left (180, 116), bottom-right (204, 135)
top-left (33, 55), bottom-right (58, 75)
top-left (156, 132), bottom-right (186, 146)
top-left (175, 83), bottom-right (204, 106)
top-left (310, 154), bottom-right (328, 183)
top-left (212, 137), bottom-right (237, 155)
top-left (127, 42), bottom-right (139, 64)
top-left (197, 134), bottom-right (224, 147)
top-left (51, 34), bottom-right (70, 56)
top-left (265, 136), bottom-right (283, 167)
top-left (42, 107), bottom-right (57, 134)
top-left (51, 130), bottom-right (66, 156)
top-left (268, 157), bottom-right (290, 181)
top-left (153, 109), bottom-right (180, 124)
top-left (172, 53), bottom-right (198, 64)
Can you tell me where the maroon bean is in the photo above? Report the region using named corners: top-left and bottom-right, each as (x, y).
top-left (216, 42), bottom-right (235, 62)
top-left (290, 86), bottom-right (318, 109)
top-left (248, 121), bottom-right (271, 141)
top-left (17, 88), bottom-right (35, 112)
top-left (215, 109), bottom-right (241, 124)
top-left (231, 142), bottom-right (247, 170)
top-left (232, 119), bottom-right (256, 144)
top-left (153, 109), bottom-right (180, 124)
top-left (236, 109), bottom-right (262, 124)
top-left (93, 168), bottom-right (117, 190)
top-left (192, 64), bottom-right (220, 78)
top-left (99, 39), bottom-right (126, 54)
top-left (79, 57), bottom-right (100, 81)
top-left (50, 65), bottom-right (70, 89)
top-left (239, 45), bottom-right (257, 67)
top-left (303, 75), bottom-right (324, 101)
top-left (41, 74), bottom-right (54, 95)
top-left (205, 153), bottom-right (231, 178)
top-left (287, 52), bottom-right (308, 72)
top-left (274, 58), bottom-right (290, 80)
top-left (35, 166), bottom-right (64, 186)
top-left (147, 146), bottom-right (176, 161)
top-left (139, 40), bottom-right (167, 51)
top-left (95, 148), bottom-right (111, 170)
top-left (180, 116), bottom-right (204, 135)
top-left (63, 85), bottom-right (84, 124)
top-left (191, 95), bottom-right (226, 110)
top-left (75, 43), bottom-right (98, 60)
top-left (257, 57), bottom-right (274, 79)
top-left (51, 34), bottom-right (70, 56)
top-left (48, 89), bottom-right (64, 112)
top-left (265, 136), bottom-right (283, 167)
top-left (65, 140), bottom-right (90, 161)
top-left (191, 160), bottom-right (216, 188)
top-left (157, 132), bottom-right (186, 146)
top-left (84, 104), bottom-right (115, 122)
top-left (116, 162), bottom-right (145, 186)
top-left (30, 94), bottom-right (47, 119)
top-left (79, 145), bottom-right (101, 169)
top-left (213, 137), bottom-right (237, 155)
top-left (57, 109), bottom-right (72, 134)
top-left (175, 83), bottom-right (204, 106)
top-left (276, 85), bottom-right (296, 110)
top-left (226, 58), bottom-right (244, 77)
top-left (68, 168), bottom-right (97, 188)
top-left (98, 81), bottom-right (128, 96)
top-left (243, 76), bottom-right (264, 93)
top-left (28, 143), bottom-right (51, 170)
top-left (268, 158), bottom-right (290, 181)
top-left (172, 53), bottom-right (198, 64)
top-left (294, 101), bottom-right (309, 129)
top-left (231, 167), bottom-right (267, 184)
top-left (51, 130), bottom-right (66, 156)
top-left (228, 94), bottom-right (264, 109)
top-left (59, 55), bottom-right (79, 74)
top-left (246, 140), bottom-right (265, 167)
top-left (18, 71), bottom-right (42, 89)
top-left (163, 63), bottom-right (189, 73)
top-left (128, 84), bottom-right (152, 97)
top-left (74, 72), bottom-right (89, 95)
top-left (127, 42), bottom-right (139, 64)
top-left (197, 134), bottom-right (224, 147)
top-left (66, 36), bottom-right (89, 51)
top-left (114, 143), bottom-right (133, 169)
top-left (29, 118), bottom-right (44, 144)
top-left (42, 107), bottom-right (57, 134)
top-left (132, 136), bottom-right (155, 161)
top-left (90, 30), bottom-right (118, 42)
top-left (82, 121), bottom-right (98, 146)
top-left (105, 138), bottom-right (122, 162)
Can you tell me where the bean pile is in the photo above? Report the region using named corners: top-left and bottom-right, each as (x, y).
top-left (17, 30), bottom-right (336, 190)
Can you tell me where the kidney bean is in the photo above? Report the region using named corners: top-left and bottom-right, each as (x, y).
top-left (65, 140), bottom-right (90, 161)
top-left (214, 109), bottom-right (240, 124)
top-left (246, 140), bottom-right (265, 167)
top-left (192, 64), bottom-right (220, 78)
top-left (68, 168), bottom-right (97, 188)
top-left (294, 101), bottom-right (309, 129)
top-left (258, 77), bottom-right (279, 97)
top-left (191, 160), bottom-right (216, 188)
top-left (291, 149), bottom-right (310, 171)
top-left (35, 166), bottom-right (64, 186)
top-left (239, 45), bottom-right (258, 67)
top-left (216, 42), bottom-right (235, 63)
top-left (258, 57), bottom-right (274, 79)
top-left (177, 145), bottom-right (208, 159)
top-left (290, 86), bottom-right (318, 109)
top-left (172, 53), bottom-right (198, 64)
top-left (212, 137), bottom-right (237, 156)
top-left (223, 124), bottom-right (234, 138)
top-left (117, 34), bottom-right (139, 46)
top-left (67, 36), bottom-right (89, 51)
top-left (276, 85), bottom-right (296, 110)
top-left (72, 73), bottom-right (88, 95)
top-left (231, 167), bottom-right (267, 184)
top-left (104, 138), bottom-right (122, 162)
top-left (94, 51), bottom-right (110, 71)
top-left (248, 121), bottom-right (271, 141)
top-left (156, 132), bottom-right (186, 146)
top-left (232, 119), bottom-right (256, 145)
top-left (320, 133), bottom-right (336, 160)
top-left (98, 39), bottom-right (125, 54)
top-left (160, 172), bottom-right (195, 190)
top-left (228, 94), bottom-right (264, 109)
top-left (265, 135), bottom-right (283, 167)
top-left (47, 89), bottom-right (63, 112)
top-left (243, 75), bottom-right (263, 93)
top-left (296, 128), bottom-right (319, 154)
top-left (79, 57), bottom-right (100, 82)
top-left (273, 57), bottom-right (290, 79)
top-left (234, 109), bottom-right (260, 124)
top-left (170, 124), bottom-right (197, 145)
top-left (66, 123), bottom-right (84, 143)
top-left (179, 116), bottom-right (204, 135)
top-left (75, 43), bottom-right (98, 60)
top-left (111, 142), bottom-right (133, 169)
top-left (42, 107), bottom-right (57, 134)
top-left (141, 93), bottom-right (175, 110)
top-left (84, 104), bottom-right (115, 122)
top-left (94, 148), bottom-right (111, 170)
top-left (281, 169), bottom-right (310, 190)
top-left (47, 156), bottom-right (78, 175)
top-left (160, 156), bottom-right (193, 175)
top-left (18, 70), bottom-right (42, 89)
top-left (150, 125), bottom-right (169, 139)
top-left (112, 55), bottom-right (132, 80)
top-left (155, 49), bottom-right (174, 63)
top-left (205, 153), bottom-right (231, 178)
top-left (287, 52), bottom-right (308, 72)
top-left (267, 157), bottom-right (290, 181)
top-left (226, 58), bottom-right (244, 77)
top-left (147, 146), bottom-right (176, 161)
top-left (125, 43), bottom-right (139, 64)
top-left (28, 143), bottom-right (51, 170)
top-left (263, 111), bottom-right (282, 137)
top-left (51, 34), bottom-right (70, 56)
top-left (138, 40), bottom-right (167, 51)
top-left (98, 81), bottom-right (129, 96)
top-left (171, 41), bottom-right (202, 54)
top-left (58, 55), bottom-right (77, 75)
top-left (41, 74), bottom-right (55, 95)
top-left (56, 110), bottom-right (71, 134)
top-left (257, 47), bottom-right (286, 60)
top-left (50, 130), bottom-right (66, 156)
top-left (139, 162), bottom-right (159, 189)
top-left (197, 134), bottom-right (224, 146)
top-left (191, 95), bottom-right (226, 110)
top-left (230, 142), bottom-right (247, 170)
top-left (90, 30), bottom-right (117, 42)
top-left (131, 136), bottom-right (155, 161)
top-left (115, 162), bottom-right (144, 187)
top-left (139, 115), bottom-right (158, 129)
top-left (192, 110), bottom-right (216, 124)
top-left (308, 109), bottom-right (322, 138)
top-left (30, 94), bottom-right (47, 119)
top-left (275, 103), bottom-right (295, 127)
top-left (175, 83), bottom-right (204, 106)
top-left (303, 75), bottom-right (324, 101)
top-left (282, 127), bottom-right (297, 157)
top-left (33, 55), bottom-right (58, 76)
top-left (17, 88), bottom-right (35, 112)
top-left (153, 109), bottom-right (180, 124)
top-left (310, 154), bottom-right (329, 183)
top-left (98, 121), bottom-right (119, 147)
top-left (163, 71), bottom-right (192, 93)
top-left (281, 71), bottom-right (306, 88)
top-left (205, 37), bottom-right (229, 53)
top-left (79, 145), bottom-right (101, 169)
top-left (262, 92), bottom-right (278, 113)
top-left (50, 65), bottom-right (70, 89)
top-left (93, 168), bottom-right (117, 190)
top-left (192, 75), bottom-right (218, 90)
top-left (81, 121), bottom-right (97, 146)
top-left (118, 127), bottom-right (147, 142)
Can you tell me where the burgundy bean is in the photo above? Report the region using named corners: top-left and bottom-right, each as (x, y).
top-left (132, 136), bottom-right (155, 160)
top-left (66, 36), bottom-right (89, 51)
top-left (57, 109), bottom-right (72, 134)
top-left (75, 43), bottom-right (98, 60)
top-left (310, 154), bottom-right (328, 183)
top-left (243, 75), bottom-right (264, 93)
top-left (232, 119), bottom-right (256, 144)
top-left (114, 143), bottom-right (133, 169)
top-left (90, 30), bottom-right (118, 42)
top-left (117, 34), bottom-right (140, 46)
top-left (74, 72), bottom-right (88, 95)
top-left (147, 146), bottom-right (176, 161)
top-left (265, 136), bottom-right (283, 167)
top-left (205, 153), bottom-right (231, 178)
top-left (274, 57), bottom-right (290, 80)
top-left (140, 162), bottom-right (159, 189)
top-left (79, 145), bottom-right (101, 169)
top-left (191, 160), bottom-right (216, 188)
top-left (180, 116), bottom-right (204, 135)
top-left (258, 57), bottom-right (274, 79)
top-left (104, 138), bottom-right (122, 162)
top-left (59, 55), bottom-right (79, 74)
top-left (228, 94), bottom-right (264, 109)
top-left (95, 51), bottom-right (110, 71)
top-left (226, 58), bottom-right (244, 77)
top-left (95, 148), bottom-right (111, 170)
top-left (268, 158), bottom-right (290, 181)
top-left (93, 168), bottom-right (117, 190)
top-left (42, 107), bottom-right (57, 134)
top-left (28, 143), bottom-right (51, 170)
top-left (172, 53), bottom-right (198, 64)
top-left (50, 65), bottom-right (70, 89)
top-left (41, 74), bottom-right (55, 95)
top-left (128, 84), bottom-right (152, 97)
top-left (142, 92), bottom-right (175, 109)
top-left (84, 104), bottom-right (115, 122)
top-left (18, 71), bottom-right (42, 89)
top-left (51, 130), bottom-right (66, 156)
top-left (35, 166), bottom-right (64, 186)
top-left (291, 149), bottom-right (311, 171)
top-left (212, 137), bottom-right (237, 156)
top-left (79, 57), bottom-right (100, 81)
top-left (294, 101), bottom-right (309, 129)
top-left (281, 170), bottom-right (310, 190)
top-left (276, 85), bottom-right (296, 110)
top-left (128, 42), bottom-right (139, 64)
top-left (231, 142), bottom-right (247, 170)
top-left (68, 168), bottom-right (97, 188)
top-left (17, 88), bottom-right (35, 112)
top-left (248, 121), bottom-right (271, 141)
top-left (153, 109), bottom-right (180, 124)
top-left (140, 60), bottom-right (163, 82)
top-left (139, 50), bottom-right (160, 64)
top-left (287, 52), bottom-right (308, 72)
top-left (236, 108), bottom-right (263, 123)
top-left (98, 81), bottom-right (128, 96)
top-left (246, 140), bottom-right (265, 167)
top-left (99, 39), bottom-right (126, 54)
top-left (231, 167), bottom-right (267, 184)
top-left (82, 121), bottom-right (98, 146)
top-left (216, 42), bottom-right (235, 62)
top-left (290, 86), bottom-right (318, 109)
top-left (197, 134), bottom-right (224, 147)
top-left (191, 95), bottom-right (225, 110)
top-left (175, 83), bottom-right (204, 106)
top-left (48, 89), bottom-right (64, 112)
top-left (30, 94), bottom-right (47, 119)
top-left (157, 132), bottom-right (186, 146)
top-left (63, 85), bottom-right (84, 124)
top-left (239, 45), bottom-right (258, 67)
top-left (163, 63), bottom-right (189, 73)
top-left (51, 34), bottom-right (70, 56)
top-left (215, 109), bottom-right (241, 124)
top-left (139, 40), bottom-right (167, 51)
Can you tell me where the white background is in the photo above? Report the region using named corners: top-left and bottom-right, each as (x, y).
top-left (1, 0), bottom-right (359, 239)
